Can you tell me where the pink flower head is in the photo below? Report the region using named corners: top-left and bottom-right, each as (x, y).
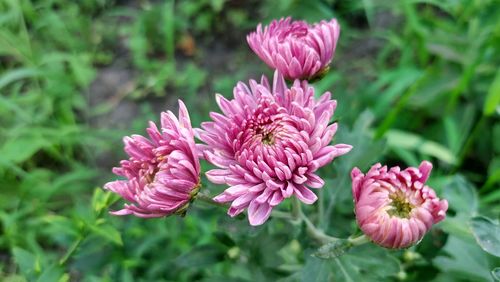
top-left (247, 17), bottom-right (340, 80)
top-left (104, 100), bottom-right (201, 218)
top-left (197, 71), bottom-right (352, 225)
top-left (351, 161), bottom-right (448, 249)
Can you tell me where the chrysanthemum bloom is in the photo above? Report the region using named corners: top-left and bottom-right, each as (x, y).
top-left (351, 161), bottom-right (448, 249)
top-left (247, 17), bottom-right (340, 80)
top-left (104, 100), bottom-right (201, 217)
top-left (197, 71), bottom-right (352, 225)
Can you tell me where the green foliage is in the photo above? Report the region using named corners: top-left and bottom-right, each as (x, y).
top-left (1, 0), bottom-right (499, 281)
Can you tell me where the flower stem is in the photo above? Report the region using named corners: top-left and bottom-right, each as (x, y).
top-left (347, 234), bottom-right (370, 246)
top-left (291, 197), bottom-right (301, 221)
top-left (300, 210), bottom-right (339, 244)
top-left (195, 193), bottom-right (227, 208)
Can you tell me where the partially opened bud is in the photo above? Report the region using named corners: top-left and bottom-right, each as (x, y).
top-left (247, 17), bottom-right (340, 80)
top-left (104, 100), bottom-right (201, 218)
top-left (351, 161), bottom-right (448, 249)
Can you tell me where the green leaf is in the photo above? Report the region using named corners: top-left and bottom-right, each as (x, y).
top-left (68, 55), bottom-right (95, 88)
top-left (484, 69), bottom-right (500, 116)
top-left (433, 235), bottom-right (493, 282)
top-left (0, 68), bottom-right (40, 89)
top-left (36, 265), bottom-right (65, 282)
top-left (12, 247), bottom-right (38, 277)
top-left (470, 216), bottom-right (500, 257)
top-left (443, 175), bottom-right (478, 215)
top-left (89, 224), bottom-right (123, 246)
top-left (333, 245), bottom-right (400, 282)
top-left (91, 188), bottom-right (119, 215)
top-left (491, 267), bottom-right (500, 281)
top-left (493, 124), bottom-right (500, 154)
top-left (175, 245), bottom-right (225, 268)
top-left (385, 129), bottom-right (457, 164)
top-left (301, 256), bottom-right (332, 282)
top-left (0, 137), bottom-right (50, 164)
top-left (313, 239), bottom-right (350, 259)
top-left (373, 68), bottom-right (423, 115)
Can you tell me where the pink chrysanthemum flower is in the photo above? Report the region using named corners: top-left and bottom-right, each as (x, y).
top-left (197, 71), bottom-right (352, 225)
top-left (247, 17), bottom-right (340, 80)
top-left (351, 161), bottom-right (448, 249)
top-left (104, 100), bottom-right (200, 218)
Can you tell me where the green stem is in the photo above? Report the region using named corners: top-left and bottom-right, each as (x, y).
top-left (291, 197), bottom-right (301, 221)
top-left (195, 193), bottom-right (227, 208)
top-left (300, 210), bottom-right (339, 244)
top-left (347, 234), bottom-right (370, 246)
top-left (195, 192), bottom-right (366, 248)
top-left (59, 236), bottom-right (83, 265)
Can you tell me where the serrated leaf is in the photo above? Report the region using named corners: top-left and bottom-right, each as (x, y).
top-left (333, 245), bottom-right (400, 282)
top-left (433, 235), bottom-right (492, 282)
top-left (301, 256), bottom-right (332, 282)
top-left (313, 239), bottom-right (350, 259)
top-left (470, 216), bottom-right (500, 257)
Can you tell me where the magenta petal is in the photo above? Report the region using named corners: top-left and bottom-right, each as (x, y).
top-left (104, 100), bottom-right (200, 218)
top-left (294, 185), bottom-right (318, 204)
top-left (248, 201), bottom-right (273, 226)
top-left (352, 161), bottom-right (447, 249)
top-left (197, 69), bottom-right (351, 225)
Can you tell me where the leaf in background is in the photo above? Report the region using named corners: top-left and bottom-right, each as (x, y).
top-left (0, 137), bottom-right (49, 164)
top-left (36, 265), bottom-right (67, 282)
top-left (484, 69), bottom-right (500, 116)
top-left (482, 156), bottom-right (500, 194)
top-left (300, 255), bottom-right (332, 282)
top-left (12, 247), bottom-right (39, 278)
top-left (162, 0), bottom-right (175, 59)
top-left (443, 105), bottom-right (475, 155)
top-left (491, 267), bottom-right (500, 281)
top-left (440, 175), bottom-right (480, 239)
top-left (333, 245), bottom-right (400, 282)
top-left (373, 68), bottom-right (423, 116)
top-left (88, 224), bottom-right (123, 246)
top-left (443, 175), bottom-right (478, 215)
top-left (321, 111), bottom-right (386, 227)
top-left (494, 125), bottom-right (500, 154)
top-left (313, 239), bottom-right (350, 259)
top-left (470, 216), bottom-right (500, 258)
top-left (91, 188), bottom-right (119, 215)
top-left (433, 235), bottom-right (493, 282)
top-left (385, 129), bottom-right (457, 165)
top-left (175, 245), bottom-right (225, 269)
top-left (0, 68), bottom-right (40, 89)
top-left (68, 55), bottom-right (96, 88)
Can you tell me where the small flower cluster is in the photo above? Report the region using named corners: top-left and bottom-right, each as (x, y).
top-left (104, 17), bottom-right (447, 249)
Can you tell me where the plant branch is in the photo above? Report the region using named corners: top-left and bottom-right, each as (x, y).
top-left (195, 192), bottom-right (227, 208)
top-left (300, 210), bottom-right (340, 244)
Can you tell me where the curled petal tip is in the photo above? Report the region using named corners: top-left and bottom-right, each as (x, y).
top-left (351, 162), bottom-right (447, 249)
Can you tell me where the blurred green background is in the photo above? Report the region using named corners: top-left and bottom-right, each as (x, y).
top-left (1, 0), bottom-right (499, 281)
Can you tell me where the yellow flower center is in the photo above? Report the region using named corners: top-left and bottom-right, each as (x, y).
top-left (387, 192), bottom-right (414, 218)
